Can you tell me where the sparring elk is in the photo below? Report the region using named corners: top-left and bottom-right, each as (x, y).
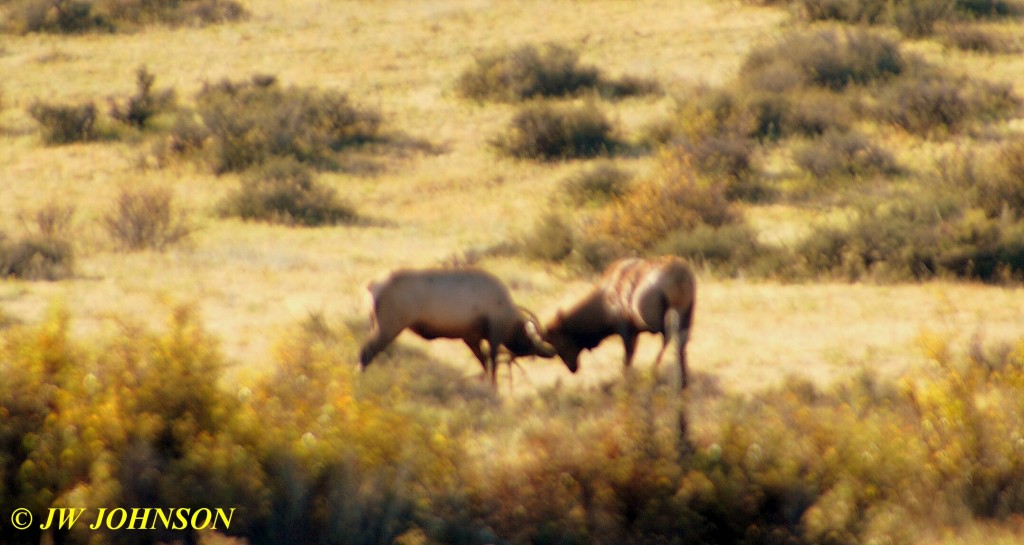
top-left (544, 256), bottom-right (696, 389)
top-left (359, 267), bottom-right (556, 385)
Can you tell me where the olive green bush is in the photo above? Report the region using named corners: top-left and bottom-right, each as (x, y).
top-left (218, 159), bottom-right (359, 227)
top-left (456, 43), bottom-right (659, 103)
top-left (794, 0), bottom-right (1024, 36)
top-left (29, 101), bottom-right (98, 145)
top-left (494, 101), bottom-right (618, 160)
top-left (174, 76), bottom-right (382, 173)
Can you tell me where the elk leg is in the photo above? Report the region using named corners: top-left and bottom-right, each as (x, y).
top-left (359, 328), bottom-right (400, 369)
top-left (620, 327), bottom-right (638, 369)
top-left (678, 304), bottom-right (695, 390)
top-left (654, 308), bottom-right (681, 372)
top-left (486, 338), bottom-right (501, 387)
top-left (464, 339), bottom-right (489, 379)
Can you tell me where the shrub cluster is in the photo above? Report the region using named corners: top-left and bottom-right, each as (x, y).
top-left (659, 25), bottom-right (1019, 197)
top-left (456, 43), bottom-right (659, 102)
top-left (218, 159), bottom-right (359, 227)
top-left (493, 101), bottom-right (617, 160)
top-left (796, 0), bottom-right (1024, 37)
top-left (793, 129), bottom-right (899, 179)
top-left (5, 307), bottom-right (1024, 545)
top-left (1, 0), bottom-right (246, 34)
top-left (30, 66), bottom-right (176, 145)
top-left (171, 76), bottom-right (382, 173)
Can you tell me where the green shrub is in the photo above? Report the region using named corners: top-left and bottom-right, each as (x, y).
top-left (656, 223), bottom-right (768, 274)
top-left (794, 129), bottom-right (900, 180)
top-left (184, 76), bottom-right (382, 173)
top-left (941, 24), bottom-right (1019, 52)
top-left (457, 43), bottom-right (599, 102)
top-left (219, 159), bottom-right (358, 226)
top-left (102, 185), bottom-right (192, 251)
top-left (457, 42), bottom-right (660, 103)
top-left (29, 101), bottom-right (97, 144)
top-left (799, 0), bottom-right (891, 22)
top-left (937, 142), bottom-right (1024, 217)
top-left (741, 27), bottom-right (904, 91)
top-left (893, 0), bottom-right (956, 36)
top-left (955, 0), bottom-right (1022, 17)
top-left (793, 201), bottom-right (1024, 282)
top-left (494, 101), bottom-right (617, 160)
top-left (876, 68), bottom-right (1019, 135)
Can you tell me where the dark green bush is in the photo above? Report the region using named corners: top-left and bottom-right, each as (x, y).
top-left (457, 43), bottom-right (659, 103)
top-left (219, 159), bottom-right (358, 226)
top-left (955, 0), bottom-right (1022, 17)
top-left (792, 0), bottom-right (1022, 35)
top-left (457, 43), bottom-right (600, 102)
top-left (494, 101), bottom-right (617, 160)
top-left (799, 0), bottom-right (890, 22)
top-left (794, 129), bottom-right (899, 179)
top-left (102, 185), bottom-right (192, 251)
top-left (794, 201), bottom-right (1024, 281)
top-left (185, 76), bottom-right (382, 173)
top-left (29, 101), bottom-right (97, 144)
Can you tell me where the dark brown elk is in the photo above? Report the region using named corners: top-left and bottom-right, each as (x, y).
top-left (359, 268), bottom-right (556, 385)
top-left (544, 256), bottom-right (696, 389)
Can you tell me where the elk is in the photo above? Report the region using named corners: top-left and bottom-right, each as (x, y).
top-left (359, 267), bottom-right (556, 385)
top-left (544, 256), bottom-right (696, 389)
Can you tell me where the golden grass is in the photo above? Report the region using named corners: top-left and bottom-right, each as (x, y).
top-left (1, 0), bottom-right (1024, 403)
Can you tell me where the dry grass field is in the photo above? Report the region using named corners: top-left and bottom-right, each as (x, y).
top-left (2, 0), bottom-right (1021, 389)
top-left (3, 0), bottom-right (1024, 543)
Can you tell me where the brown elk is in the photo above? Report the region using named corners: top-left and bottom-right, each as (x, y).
top-left (544, 256), bottom-right (696, 389)
top-left (359, 267), bottom-right (556, 385)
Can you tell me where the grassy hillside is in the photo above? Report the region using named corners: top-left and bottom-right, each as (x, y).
top-left (3, 0), bottom-right (1024, 543)
top-left (2, 0), bottom-right (1022, 385)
